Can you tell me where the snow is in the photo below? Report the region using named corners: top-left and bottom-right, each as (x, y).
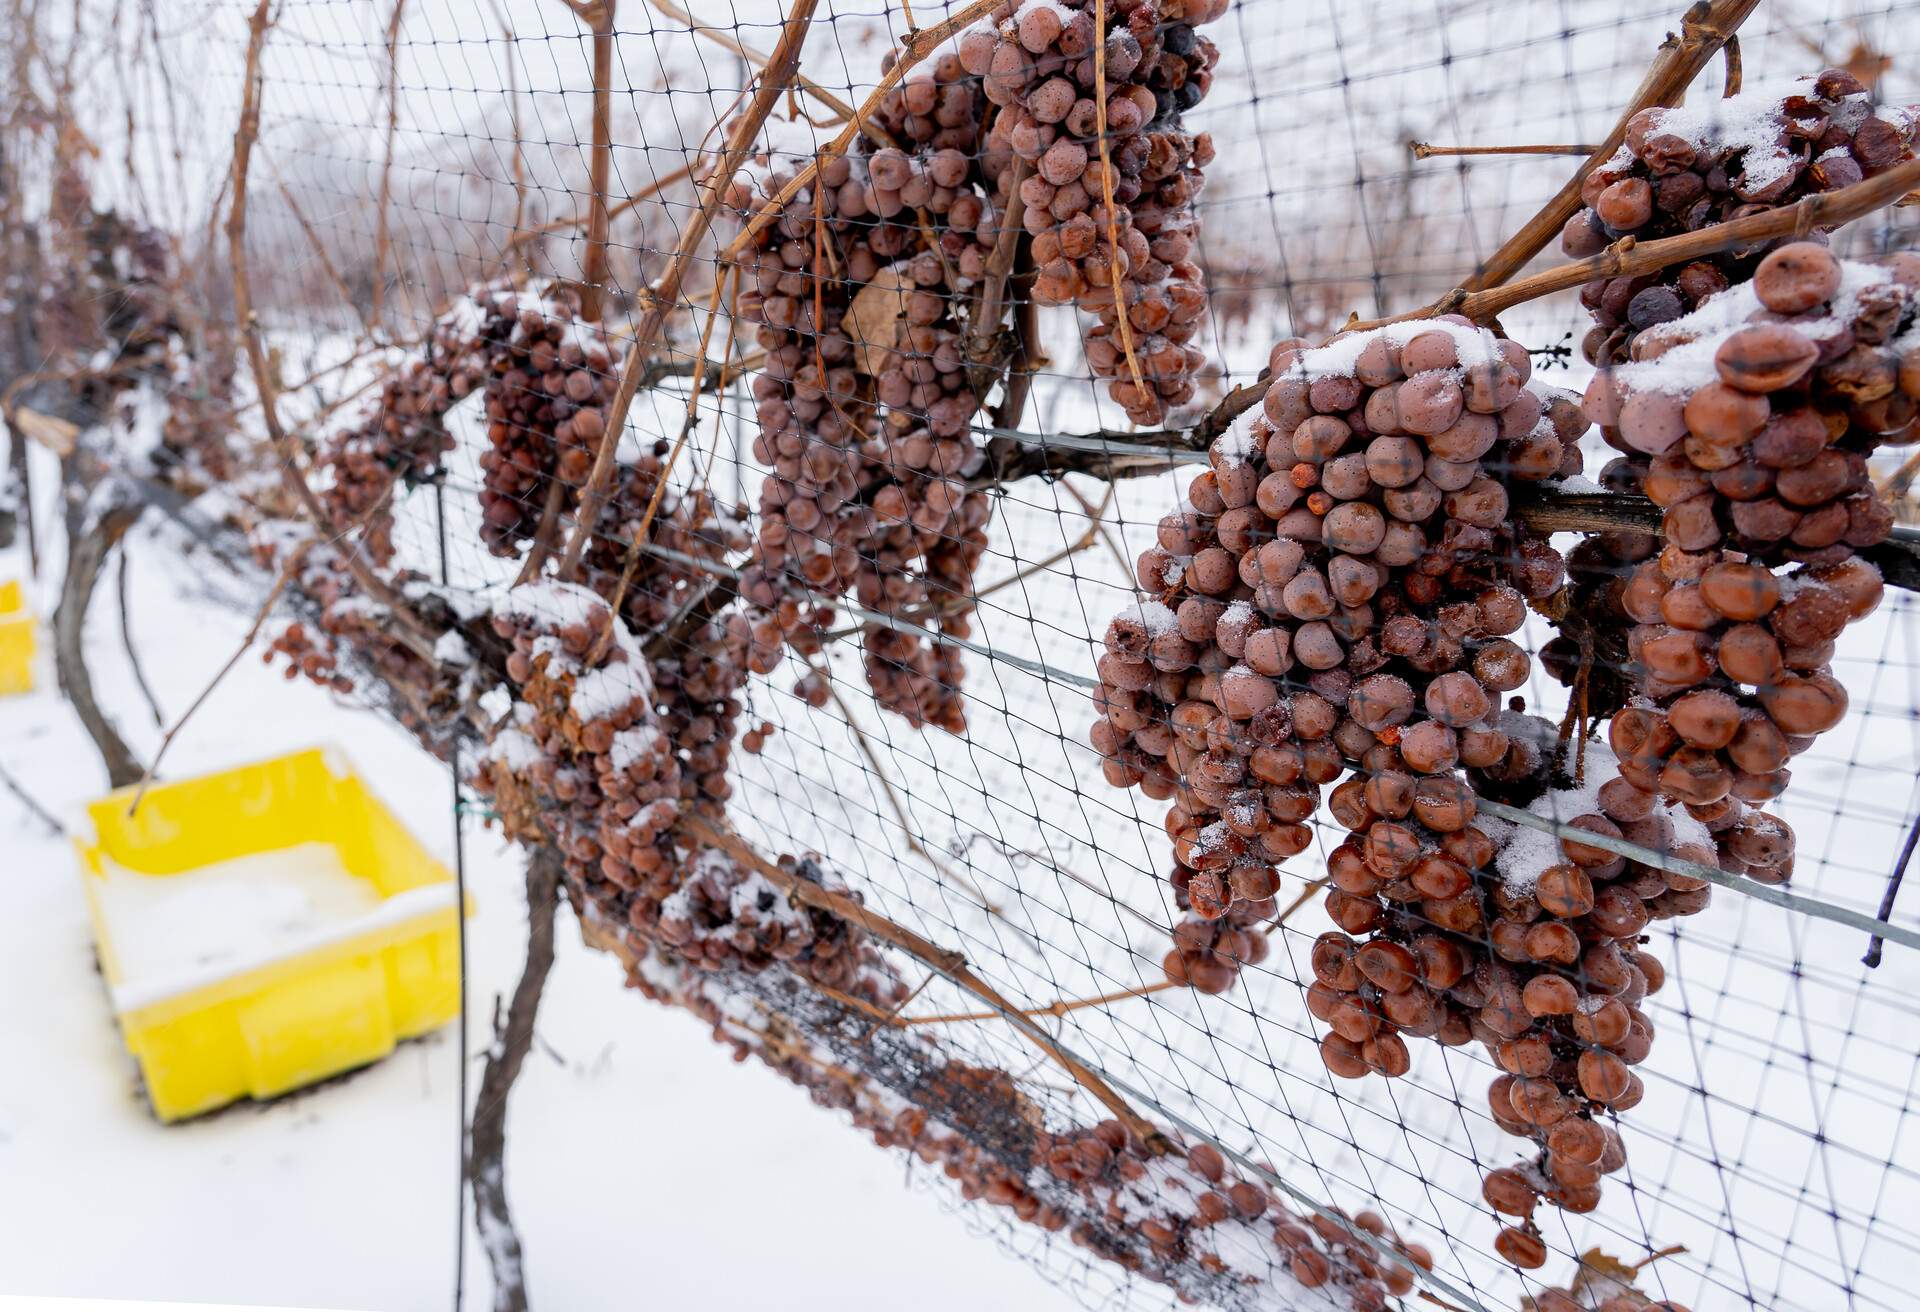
top-left (1212, 424), bottom-right (1258, 466)
top-left (1286, 318), bottom-right (1501, 381)
top-left (1192, 819), bottom-right (1230, 857)
top-left (1614, 257), bottom-right (1909, 397)
top-left (1115, 599), bottom-right (1177, 636)
top-left (1492, 743), bottom-right (1714, 894)
top-left (478, 683), bottom-right (514, 724)
top-left (444, 294), bottom-right (487, 340)
top-left (607, 723), bottom-right (664, 773)
top-left (489, 725), bottom-right (543, 771)
top-left (434, 630), bottom-right (473, 666)
top-left (91, 842), bottom-right (381, 987)
top-left (496, 579), bottom-right (608, 632)
top-left (1641, 77), bottom-right (1820, 193)
top-left (110, 885), bottom-right (461, 1017)
top-left (728, 869), bottom-right (807, 928)
top-left (568, 658), bottom-right (652, 723)
top-left (407, 578), bottom-right (495, 622)
top-left (1013, 0), bottom-right (1076, 24)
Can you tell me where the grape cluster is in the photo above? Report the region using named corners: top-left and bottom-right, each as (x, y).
top-left (474, 286), bottom-right (620, 556)
top-left (1091, 319), bottom-right (1573, 988)
top-left (318, 299), bottom-right (488, 563)
top-left (1586, 243), bottom-right (1913, 561)
top-left (480, 579), bottom-right (899, 997)
top-left (1295, 270), bottom-right (1909, 1268)
top-left (1562, 70), bottom-right (1919, 365)
top-left (578, 440), bottom-right (752, 636)
top-left (257, 542), bottom-right (451, 728)
top-left (1578, 246), bottom-right (1910, 874)
top-left (25, 197), bottom-right (242, 489)
top-left (731, 60), bottom-right (1004, 732)
top-left (262, 618), bottom-right (354, 695)
top-left (655, 945), bottom-right (1423, 1312)
top-left (1607, 552), bottom-right (1881, 875)
top-left (1041, 1122), bottom-right (1433, 1307)
top-left (732, 0), bottom-right (1225, 728)
top-left (35, 205), bottom-right (176, 375)
top-left (1084, 317), bottom-right (1803, 1266)
top-left (1309, 732), bottom-right (1696, 1267)
top-left (157, 328), bottom-right (239, 488)
top-left (959, 0), bottom-right (1225, 424)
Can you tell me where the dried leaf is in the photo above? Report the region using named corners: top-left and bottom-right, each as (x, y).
top-left (1842, 39), bottom-right (1894, 90)
top-left (841, 266), bottom-right (910, 378)
top-left (12, 406), bottom-right (79, 456)
top-left (1569, 1247), bottom-right (1645, 1303)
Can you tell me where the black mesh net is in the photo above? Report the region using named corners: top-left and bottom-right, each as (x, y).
top-left (15, 1), bottom-right (1920, 1309)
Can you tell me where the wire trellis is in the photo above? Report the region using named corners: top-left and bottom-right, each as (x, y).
top-left (20, 1), bottom-right (1920, 1310)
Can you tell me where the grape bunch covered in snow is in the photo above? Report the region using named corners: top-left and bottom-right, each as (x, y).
top-left (1562, 70), bottom-right (1919, 365)
top-left (1086, 304), bottom-right (1895, 1271)
top-left (1039, 1122), bottom-right (1436, 1308)
top-left (1085, 243), bottom-right (1917, 1271)
top-left (1586, 244), bottom-right (1913, 560)
top-left (480, 580), bottom-right (904, 999)
top-left (1581, 245), bottom-right (1910, 876)
top-left (1090, 318), bottom-right (1576, 994)
top-left (254, 535), bottom-right (460, 724)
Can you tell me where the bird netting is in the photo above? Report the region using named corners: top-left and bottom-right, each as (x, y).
top-left (13, 1), bottom-right (1920, 1310)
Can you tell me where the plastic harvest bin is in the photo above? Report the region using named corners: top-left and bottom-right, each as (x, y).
top-left (0, 578), bottom-right (34, 695)
top-left (71, 746), bottom-right (468, 1121)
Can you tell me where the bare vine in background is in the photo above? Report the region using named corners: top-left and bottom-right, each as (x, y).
top-left (557, 0), bottom-right (617, 321)
top-left (55, 490), bottom-right (146, 787)
top-left (554, 0), bottom-right (820, 579)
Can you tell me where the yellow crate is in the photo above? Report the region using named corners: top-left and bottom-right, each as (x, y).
top-left (0, 577), bottom-right (34, 695)
top-left (71, 746), bottom-right (470, 1121)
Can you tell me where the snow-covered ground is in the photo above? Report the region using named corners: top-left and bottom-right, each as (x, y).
top-left (0, 449), bottom-right (1081, 1311)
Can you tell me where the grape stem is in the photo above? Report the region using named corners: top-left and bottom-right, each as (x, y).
top-left (1460, 0), bottom-right (1762, 293)
top-left (1348, 152), bottom-right (1920, 332)
top-left (1091, 0), bottom-right (1149, 406)
top-left (1409, 142), bottom-right (1597, 159)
